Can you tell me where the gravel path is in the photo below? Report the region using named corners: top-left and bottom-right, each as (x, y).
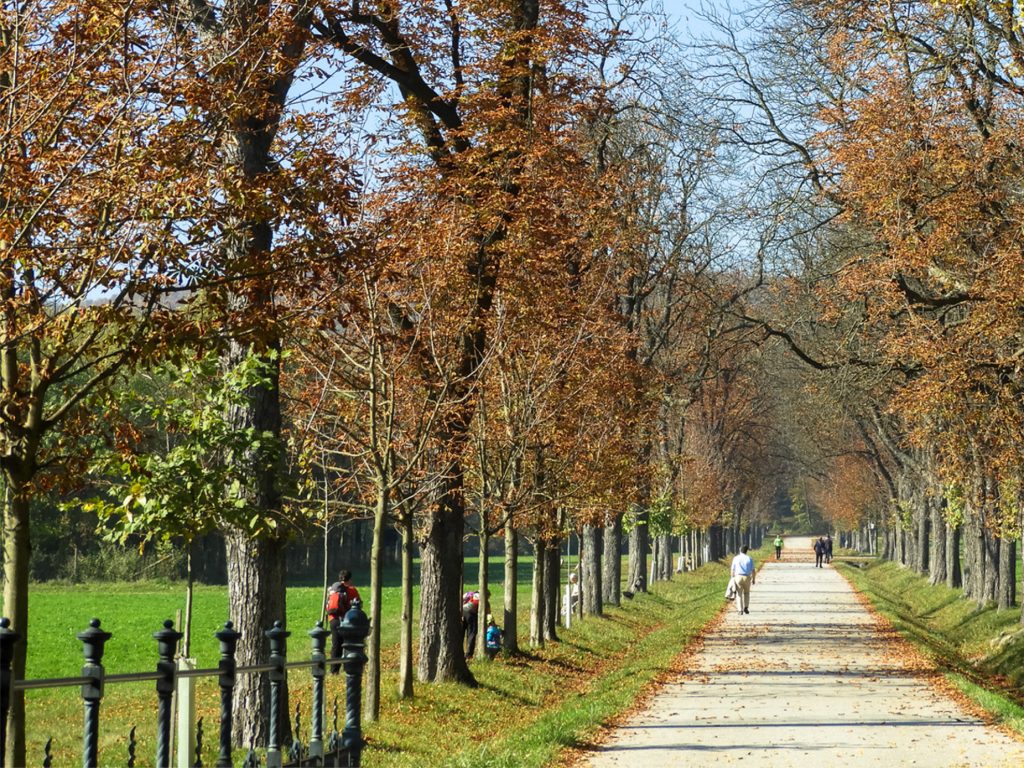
top-left (582, 537), bottom-right (1024, 767)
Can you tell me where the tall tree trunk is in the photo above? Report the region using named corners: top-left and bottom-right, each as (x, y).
top-left (417, 474), bottom-right (474, 685)
top-left (602, 513), bottom-right (622, 606)
top-left (929, 501), bottom-right (947, 586)
top-left (983, 525), bottom-right (999, 604)
top-left (184, 547), bottom-right (194, 656)
top-left (3, 489), bottom-right (29, 767)
top-left (365, 488), bottom-right (387, 721)
top-left (529, 537), bottom-right (546, 647)
top-left (503, 524), bottom-right (519, 653)
top-left (476, 527), bottom-right (490, 657)
top-left (1011, 540), bottom-right (1017, 607)
top-left (909, 518), bottom-right (917, 570)
top-left (322, 520), bottom-right (330, 623)
top-left (998, 535), bottom-right (1014, 610)
top-left (659, 533), bottom-right (673, 580)
top-left (627, 506), bottom-right (649, 592)
top-left (709, 525), bottom-right (723, 562)
top-left (582, 524), bottom-right (602, 616)
top-left (968, 513), bottom-right (985, 603)
top-left (399, 513), bottom-right (414, 699)
top-left (225, 530), bottom-right (289, 747)
top-left (947, 521), bottom-right (962, 589)
top-left (544, 538), bottom-right (560, 641)
top-left (222, 338), bottom-right (290, 748)
top-left (916, 498), bottom-right (929, 576)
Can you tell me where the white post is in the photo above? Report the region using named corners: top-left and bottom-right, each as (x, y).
top-left (176, 657), bottom-right (196, 768)
top-left (564, 583), bottom-right (572, 629)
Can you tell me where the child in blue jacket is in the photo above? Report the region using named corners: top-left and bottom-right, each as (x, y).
top-left (484, 615), bottom-right (503, 660)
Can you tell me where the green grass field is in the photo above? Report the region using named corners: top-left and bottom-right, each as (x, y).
top-left (19, 553), bottom-right (737, 766)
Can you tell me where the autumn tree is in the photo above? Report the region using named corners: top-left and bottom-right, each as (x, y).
top-left (287, 254), bottom-right (459, 715)
top-left (163, 0), bottom-right (359, 744)
top-left (0, 1), bottom-right (208, 758)
top-left (305, 0), bottom-right (630, 684)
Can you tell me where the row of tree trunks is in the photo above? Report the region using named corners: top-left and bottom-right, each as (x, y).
top-left (867, 466), bottom-right (1024, 617)
top-left (651, 534), bottom-right (672, 583)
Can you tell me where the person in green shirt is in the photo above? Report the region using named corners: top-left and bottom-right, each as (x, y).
top-left (774, 535), bottom-right (783, 560)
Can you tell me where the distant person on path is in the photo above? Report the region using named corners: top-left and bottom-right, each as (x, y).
top-left (462, 591), bottom-right (480, 659)
top-left (326, 569), bottom-right (360, 674)
top-left (774, 535), bottom-right (783, 560)
top-left (814, 537), bottom-right (825, 568)
top-left (730, 545), bottom-right (756, 615)
top-left (484, 614), bottom-right (503, 660)
top-left (825, 534), bottom-right (834, 564)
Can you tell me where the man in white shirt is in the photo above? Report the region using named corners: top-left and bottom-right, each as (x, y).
top-left (730, 545), bottom-right (756, 615)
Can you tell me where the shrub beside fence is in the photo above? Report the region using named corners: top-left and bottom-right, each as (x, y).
top-left (0, 602), bottom-right (370, 768)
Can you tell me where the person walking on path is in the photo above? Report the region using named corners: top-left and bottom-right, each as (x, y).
top-left (774, 535), bottom-right (783, 560)
top-left (730, 545), bottom-right (755, 614)
top-left (814, 537), bottom-right (825, 568)
top-left (825, 534), bottom-right (833, 564)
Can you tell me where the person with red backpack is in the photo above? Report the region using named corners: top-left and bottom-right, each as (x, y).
top-left (325, 570), bottom-right (361, 674)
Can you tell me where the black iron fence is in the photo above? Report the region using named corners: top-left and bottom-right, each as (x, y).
top-left (0, 602), bottom-right (370, 768)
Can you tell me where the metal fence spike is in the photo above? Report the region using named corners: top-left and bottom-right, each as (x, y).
top-left (241, 742), bottom-right (261, 768)
top-left (193, 716), bottom-right (203, 768)
top-left (127, 725), bottom-right (137, 768)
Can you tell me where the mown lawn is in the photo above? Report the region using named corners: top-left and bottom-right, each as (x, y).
top-left (21, 554), bottom-right (737, 766)
top-left (838, 556), bottom-right (1024, 736)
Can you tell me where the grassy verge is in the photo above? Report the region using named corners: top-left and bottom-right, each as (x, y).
top-left (22, 555), bottom-right (735, 766)
top-left (365, 560), bottom-right (733, 767)
top-left (838, 557), bottom-right (1024, 735)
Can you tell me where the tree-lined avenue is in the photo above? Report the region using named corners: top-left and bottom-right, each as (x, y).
top-left (584, 539), bottom-right (1024, 767)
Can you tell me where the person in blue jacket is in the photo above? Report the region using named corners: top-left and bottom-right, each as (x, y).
top-left (484, 614), bottom-right (503, 660)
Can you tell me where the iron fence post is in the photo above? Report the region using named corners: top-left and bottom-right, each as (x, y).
top-left (214, 621), bottom-right (240, 768)
top-left (78, 618), bottom-right (111, 768)
top-left (0, 618), bottom-right (18, 768)
top-left (339, 600), bottom-right (369, 765)
top-left (307, 621), bottom-right (330, 759)
top-left (154, 619), bottom-right (183, 768)
top-left (265, 620), bottom-right (290, 768)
